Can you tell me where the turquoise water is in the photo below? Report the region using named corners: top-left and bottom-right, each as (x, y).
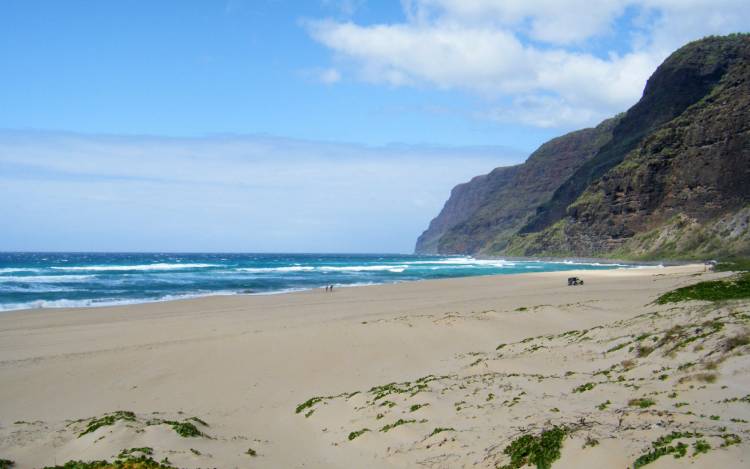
top-left (0, 252), bottom-right (641, 311)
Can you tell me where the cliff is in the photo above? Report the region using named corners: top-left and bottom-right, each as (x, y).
top-left (418, 34), bottom-right (750, 260)
top-left (415, 117), bottom-right (619, 254)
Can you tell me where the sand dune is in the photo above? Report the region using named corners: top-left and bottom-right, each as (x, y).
top-left (1, 265), bottom-right (749, 468)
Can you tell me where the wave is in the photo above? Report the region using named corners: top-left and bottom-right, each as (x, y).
top-left (237, 266), bottom-right (315, 273)
top-left (0, 285), bottom-right (78, 293)
top-left (0, 275), bottom-right (95, 283)
top-left (50, 263), bottom-right (219, 272)
top-left (0, 268), bottom-right (41, 274)
top-left (317, 265), bottom-right (408, 272)
top-left (235, 265), bottom-right (408, 273)
top-left (0, 290), bottom-right (243, 312)
top-left (406, 257), bottom-right (516, 267)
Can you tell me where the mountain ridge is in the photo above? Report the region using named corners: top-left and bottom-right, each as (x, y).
top-left (416, 33), bottom-right (750, 260)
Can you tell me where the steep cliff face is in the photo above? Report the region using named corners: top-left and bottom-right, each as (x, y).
top-left (417, 34), bottom-right (750, 260)
top-left (521, 34), bottom-right (746, 235)
top-left (505, 34), bottom-right (750, 259)
top-left (414, 117), bottom-right (618, 254)
top-left (414, 167), bottom-right (518, 254)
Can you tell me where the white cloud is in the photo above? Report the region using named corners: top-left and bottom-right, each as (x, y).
top-left (307, 0), bottom-right (750, 128)
top-left (0, 130), bottom-right (524, 252)
top-left (319, 67), bottom-right (342, 84)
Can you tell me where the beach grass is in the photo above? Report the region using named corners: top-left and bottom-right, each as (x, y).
top-left (656, 273), bottom-right (750, 303)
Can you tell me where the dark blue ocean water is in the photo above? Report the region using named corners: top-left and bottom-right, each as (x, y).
top-left (0, 252), bottom-right (640, 311)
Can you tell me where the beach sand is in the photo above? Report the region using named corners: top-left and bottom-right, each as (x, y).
top-left (1, 265), bottom-right (749, 468)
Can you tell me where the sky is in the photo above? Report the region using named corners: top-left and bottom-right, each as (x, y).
top-left (1, 0), bottom-right (748, 253)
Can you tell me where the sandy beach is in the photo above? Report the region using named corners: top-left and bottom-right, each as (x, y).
top-left (2, 265), bottom-right (749, 468)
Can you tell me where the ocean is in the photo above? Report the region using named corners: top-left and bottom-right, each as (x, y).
top-left (0, 252), bottom-right (644, 311)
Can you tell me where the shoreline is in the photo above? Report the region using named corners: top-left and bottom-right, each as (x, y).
top-left (0, 260), bottom-right (675, 314)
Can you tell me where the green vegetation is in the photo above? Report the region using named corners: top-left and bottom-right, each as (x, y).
top-left (0, 460), bottom-right (14, 469)
top-left (380, 419), bottom-right (416, 432)
top-left (656, 273), bottom-right (750, 304)
top-left (295, 396), bottom-right (325, 414)
top-left (596, 400), bottom-right (611, 411)
top-left (42, 454), bottom-right (175, 469)
top-left (636, 345), bottom-right (654, 357)
top-left (715, 259), bottom-right (750, 272)
top-left (692, 439), bottom-right (711, 455)
top-left (409, 403), bottom-right (429, 412)
top-left (628, 398), bottom-right (656, 408)
top-left (162, 420), bottom-right (202, 438)
top-left (144, 417), bottom-right (205, 437)
top-left (117, 449), bottom-right (152, 459)
top-left (429, 427), bottom-right (455, 437)
top-left (369, 379), bottom-right (430, 401)
top-left (572, 382), bottom-right (596, 393)
top-left (632, 431), bottom-right (708, 468)
top-left (245, 448), bottom-right (257, 457)
top-left (633, 443), bottom-right (688, 468)
top-left (186, 416), bottom-right (208, 427)
top-left (347, 428), bottom-right (370, 441)
top-left (189, 449), bottom-right (200, 456)
top-left (498, 426), bottom-right (567, 469)
top-left (720, 434), bottom-right (741, 447)
top-left (654, 432), bottom-right (702, 447)
top-left (79, 411), bottom-right (136, 437)
top-left (695, 373), bottom-right (717, 383)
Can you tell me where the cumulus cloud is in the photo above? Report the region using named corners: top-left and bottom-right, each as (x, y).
top-left (0, 130), bottom-right (524, 252)
top-left (307, 0), bottom-right (750, 128)
top-left (319, 67), bottom-right (342, 84)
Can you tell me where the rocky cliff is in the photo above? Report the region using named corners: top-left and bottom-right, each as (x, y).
top-left (415, 117), bottom-right (619, 254)
top-left (418, 34), bottom-right (750, 260)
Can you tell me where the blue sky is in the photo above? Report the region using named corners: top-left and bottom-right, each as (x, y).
top-left (1, 0), bottom-right (555, 148)
top-left (1, 1), bottom-right (748, 252)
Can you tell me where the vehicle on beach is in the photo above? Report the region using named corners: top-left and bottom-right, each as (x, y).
top-left (567, 277), bottom-right (584, 286)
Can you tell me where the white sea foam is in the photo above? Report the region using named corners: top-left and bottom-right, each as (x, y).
top-left (236, 266), bottom-right (315, 273)
top-left (0, 268), bottom-right (41, 274)
top-left (0, 275), bottom-right (95, 283)
top-left (317, 265), bottom-right (408, 272)
top-left (0, 285), bottom-right (78, 293)
top-left (236, 265), bottom-right (408, 273)
top-left (50, 263), bottom-right (219, 272)
top-left (0, 290), bottom-right (242, 312)
top-left (407, 257), bottom-right (515, 267)
top-left (557, 260), bottom-right (630, 267)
